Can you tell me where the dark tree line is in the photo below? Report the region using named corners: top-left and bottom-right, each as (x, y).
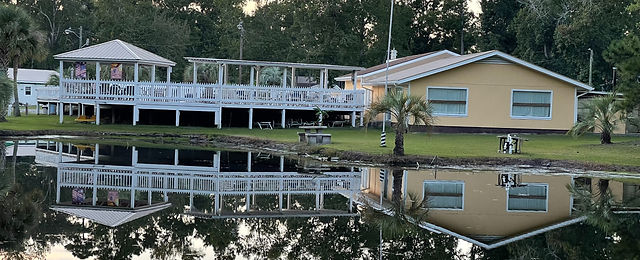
top-left (4, 0), bottom-right (640, 109)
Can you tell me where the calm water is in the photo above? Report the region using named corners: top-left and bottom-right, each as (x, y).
top-left (1, 140), bottom-right (639, 260)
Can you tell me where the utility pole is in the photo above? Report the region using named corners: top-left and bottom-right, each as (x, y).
top-left (65, 26), bottom-right (85, 49)
top-left (460, 3), bottom-right (464, 54)
top-left (588, 48), bottom-right (593, 87)
top-left (79, 26), bottom-right (83, 49)
top-left (381, 0), bottom-right (394, 147)
top-left (237, 21), bottom-right (245, 84)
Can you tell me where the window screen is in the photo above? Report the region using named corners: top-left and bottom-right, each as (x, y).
top-left (508, 184), bottom-right (547, 211)
top-left (512, 91), bottom-right (551, 118)
top-left (424, 181), bottom-right (464, 209)
top-left (428, 88), bottom-right (467, 116)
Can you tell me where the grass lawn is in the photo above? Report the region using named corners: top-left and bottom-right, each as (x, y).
top-left (2, 115), bottom-right (639, 166)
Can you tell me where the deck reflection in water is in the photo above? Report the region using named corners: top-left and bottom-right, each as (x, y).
top-left (361, 167), bottom-right (640, 249)
top-left (42, 141), bottom-right (360, 227)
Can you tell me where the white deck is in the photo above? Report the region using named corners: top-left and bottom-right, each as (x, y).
top-left (54, 78), bottom-right (368, 112)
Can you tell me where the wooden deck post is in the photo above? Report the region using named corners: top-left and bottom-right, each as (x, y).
top-left (151, 65), bottom-right (156, 82)
top-left (192, 62), bottom-right (197, 83)
top-left (58, 102), bottom-right (63, 123)
top-left (352, 111), bottom-right (356, 127)
top-left (215, 108), bottom-right (222, 129)
top-left (291, 67), bottom-right (296, 88)
top-left (281, 109), bottom-right (286, 128)
top-left (282, 68), bottom-right (287, 87)
top-left (175, 110), bottom-right (180, 126)
top-left (133, 106), bottom-right (138, 126)
top-left (248, 108), bottom-right (253, 129)
top-left (352, 70), bottom-right (358, 90)
top-left (249, 66), bottom-right (255, 86)
top-left (95, 103), bottom-right (101, 125)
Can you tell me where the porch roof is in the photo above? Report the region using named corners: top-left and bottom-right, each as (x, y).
top-left (185, 57), bottom-right (365, 71)
top-left (50, 202), bottom-right (172, 227)
top-left (54, 39), bottom-right (176, 67)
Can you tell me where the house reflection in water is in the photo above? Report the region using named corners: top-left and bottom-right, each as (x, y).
top-left (44, 142), bottom-right (361, 227)
top-left (360, 167), bottom-right (640, 249)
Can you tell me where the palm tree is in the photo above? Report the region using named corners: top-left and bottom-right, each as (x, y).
top-left (365, 90), bottom-right (434, 156)
top-left (0, 75), bottom-right (13, 122)
top-left (568, 94), bottom-right (624, 144)
top-left (0, 4), bottom-right (47, 117)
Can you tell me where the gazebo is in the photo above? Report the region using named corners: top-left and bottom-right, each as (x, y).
top-left (53, 39), bottom-right (176, 125)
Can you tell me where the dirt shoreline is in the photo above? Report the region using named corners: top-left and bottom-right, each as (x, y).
top-left (2, 129), bottom-right (639, 174)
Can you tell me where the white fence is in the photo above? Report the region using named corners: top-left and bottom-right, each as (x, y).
top-left (57, 163), bottom-right (361, 195)
top-left (58, 79), bottom-right (366, 110)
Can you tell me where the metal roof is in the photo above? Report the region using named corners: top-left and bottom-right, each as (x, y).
top-left (363, 51), bottom-right (593, 91)
top-left (185, 57), bottom-right (364, 71)
top-left (54, 39), bottom-right (176, 67)
top-left (7, 68), bottom-right (58, 84)
top-left (50, 202), bottom-right (172, 227)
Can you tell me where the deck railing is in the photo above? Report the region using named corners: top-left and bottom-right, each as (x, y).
top-left (57, 163), bottom-right (361, 195)
top-left (36, 87), bottom-right (60, 101)
top-left (59, 78), bottom-right (366, 110)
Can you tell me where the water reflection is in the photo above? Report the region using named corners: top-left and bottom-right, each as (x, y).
top-left (1, 140), bottom-right (640, 259)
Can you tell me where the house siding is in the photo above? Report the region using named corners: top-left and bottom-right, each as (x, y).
top-left (408, 62), bottom-right (577, 131)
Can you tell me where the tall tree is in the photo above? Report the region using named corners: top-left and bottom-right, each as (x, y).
top-left (478, 0), bottom-right (521, 52)
top-left (0, 4), bottom-right (46, 117)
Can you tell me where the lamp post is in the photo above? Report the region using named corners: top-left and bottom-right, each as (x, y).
top-left (64, 26), bottom-right (88, 49)
top-left (381, 0), bottom-right (394, 148)
top-left (612, 67), bottom-right (617, 91)
top-left (237, 21), bottom-right (245, 84)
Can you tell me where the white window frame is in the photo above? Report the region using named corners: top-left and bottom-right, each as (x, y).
top-left (423, 180), bottom-right (465, 211)
top-left (506, 183), bottom-right (549, 213)
top-left (24, 86), bottom-right (32, 96)
top-left (510, 89), bottom-right (553, 120)
top-left (426, 86), bottom-right (469, 117)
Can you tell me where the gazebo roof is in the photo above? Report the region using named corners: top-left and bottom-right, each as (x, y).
top-left (54, 39), bottom-right (176, 67)
top-left (50, 202), bottom-right (172, 227)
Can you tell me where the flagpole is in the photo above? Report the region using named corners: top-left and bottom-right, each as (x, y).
top-left (381, 0), bottom-right (394, 147)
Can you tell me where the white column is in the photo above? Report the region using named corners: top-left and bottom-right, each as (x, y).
top-left (132, 146), bottom-right (138, 165)
top-left (248, 108), bottom-right (253, 129)
top-left (281, 109), bottom-right (286, 128)
top-left (58, 102), bottom-right (63, 123)
top-left (192, 62), bottom-right (197, 83)
top-left (95, 62), bottom-right (101, 98)
top-left (92, 169), bottom-right (98, 206)
top-left (291, 67), bottom-right (296, 88)
top-left (151, 65), bottom-right (156, 82)
top-left (215, 108), bottom-right (222, 129)
top-left (319, 70), bottom-right (325, 89)
top-left (352, 71), bottom-right (358, 90)
top-left (255, 66), bottom-right (261, 85)
top-left (223, 64), bottom-right (228, 84)
top-left (247, 151), bottom-right (252, 172)
top-left (58, 61), bottom-right (64, 124)
top-left (174, 149), bottom-right (179, 165)
top-left (167, 67), bottom-right (172, 82)
top-left (133, 106), bottom-right (137, 126)
top-left (175, 110), bottom-right (180, 126)
top-left (95, 104), bottom-right (101, 125)
top-left (68, 103), bottom-right (73, 116)
top-left (249, 66), bottom-right (255, 86)
top-left (217, 64), bottom-right (224, 84)
top-left (323, 69), bottom-right (329, 88)
top-left (134, 63), bottom-right (139, 82)
top-left (360, 111), bottom-right (364, 126)
top-left (94, 143), bottom-right (99, 164)
top-left (352, 111), bottom-right (356, 127)
top-left (282, 68), bottom-right (287, 87)
top-left (148, 190), bottom-right (152, 205)
top-left (280, 156), bottom-right (284, 172)
top-left (131, 176), bottom-right (136, 209)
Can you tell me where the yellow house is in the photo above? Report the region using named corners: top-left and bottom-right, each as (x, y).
top-left (360, 167), bottom-right (637, 249)
top-left (337, 50), bottom-right (594, 132)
